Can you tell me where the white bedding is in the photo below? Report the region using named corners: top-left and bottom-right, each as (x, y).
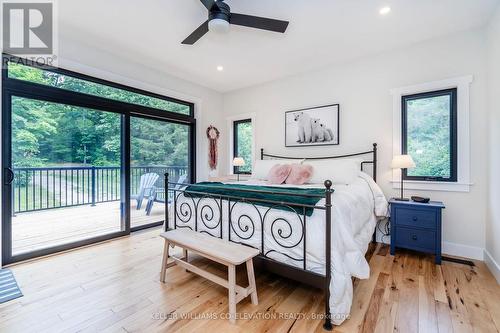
top-left (174, 172), bottom-right (388, 324)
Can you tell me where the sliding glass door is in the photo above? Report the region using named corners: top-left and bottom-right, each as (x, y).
top-left (2, 56), bottom-right (196, 265)
top-left (130, 117), bottom-right (191, 230)
top-left (5, 95), bottom-right (126, 259)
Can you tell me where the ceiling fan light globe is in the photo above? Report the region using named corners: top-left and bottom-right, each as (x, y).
top-left (209, 18), bottom-right (230, 33)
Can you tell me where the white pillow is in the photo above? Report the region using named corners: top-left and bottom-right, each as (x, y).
top-left (305, 158), bottom-right (361, 185)
top-left (252, 159), bottom-right (303, 180)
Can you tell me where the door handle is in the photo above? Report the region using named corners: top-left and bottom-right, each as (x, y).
top-left (4, 167), bottom-right (14, 185)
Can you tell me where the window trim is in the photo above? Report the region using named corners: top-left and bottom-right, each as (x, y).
top-left (391, 75), bottom-right (473, 192)
top-left (401, 88), bottom-right (458, 182)
top-left (226, 113), bottom-right (256, 176)
top-left (233, 118), bottom-right (252, 175)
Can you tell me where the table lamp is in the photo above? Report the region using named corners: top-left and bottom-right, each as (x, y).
top-left (233, 157), bottom-right (245, 181)
top-left (391, 154), bottom-right (416, 201)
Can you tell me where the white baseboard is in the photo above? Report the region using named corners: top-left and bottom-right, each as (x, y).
top-left (484, 250), bottom-right (500, 285)
top-left (442, 241), bottom-right (484, 260)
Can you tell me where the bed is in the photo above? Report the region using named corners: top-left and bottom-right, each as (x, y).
top-left (163, 143), bottom-right (388, 329)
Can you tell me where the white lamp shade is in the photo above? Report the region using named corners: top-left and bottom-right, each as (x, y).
top-left (233, 157), bottom-right (245, 167)
top-left (391, 155), bottom-right (416, 169)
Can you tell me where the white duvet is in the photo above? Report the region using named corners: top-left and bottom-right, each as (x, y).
top-left (174, 172), bottom-right (388, 324)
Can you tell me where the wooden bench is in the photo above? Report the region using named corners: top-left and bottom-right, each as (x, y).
top-left (160, 229), bottom-right (260, 323)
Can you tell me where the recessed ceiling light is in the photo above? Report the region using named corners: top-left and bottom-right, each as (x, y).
top-left (379, 6), bottom-right (391, 15)
top-left (217, 65), bottom-right (224, 72)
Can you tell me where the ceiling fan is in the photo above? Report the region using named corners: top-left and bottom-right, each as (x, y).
top-left (182, 0), bottom-right (289, 45)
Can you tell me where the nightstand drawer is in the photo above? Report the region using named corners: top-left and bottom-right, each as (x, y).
top-left (393, 208), bottom-right (437, 229)
top-left (395, 227), bottom-right (436, 252)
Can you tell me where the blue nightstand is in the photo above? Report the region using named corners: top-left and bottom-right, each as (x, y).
top-left (389, 199), bottom-right (445, 264)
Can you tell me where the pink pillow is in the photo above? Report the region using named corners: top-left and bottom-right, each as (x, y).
top-left (285, 164), bottom-right (313, 185)
top-left (267, 164), bottom-right (292, 184)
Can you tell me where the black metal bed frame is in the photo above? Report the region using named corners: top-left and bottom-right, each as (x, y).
top-left (164, 143), bottom-right (377, 330)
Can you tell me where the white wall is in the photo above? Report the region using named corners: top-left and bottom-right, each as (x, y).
top-left (222, 29), bottom-right (489, 259)
top-left (486, 6), bottom-right (500, 282)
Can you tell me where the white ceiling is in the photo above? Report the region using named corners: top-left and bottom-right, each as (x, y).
top-left (59, 0), bottom-right (499, 92)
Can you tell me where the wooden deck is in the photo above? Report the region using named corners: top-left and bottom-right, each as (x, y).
top-left (12, 201), bottom-right (165, 255)
top-left (2, 229), bottom-right (499, 333)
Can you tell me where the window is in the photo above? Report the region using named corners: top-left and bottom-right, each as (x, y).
top-left (7, 61), bottom-right (191, 115)
top-left (2, 55), bottom-right (196, 264)
top-left (402, 88), bottom-right (457, 182)
top-left (233, 119), bottom-right (252, 174)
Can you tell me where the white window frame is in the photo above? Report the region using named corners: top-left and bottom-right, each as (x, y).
top-left (227, 113), bottom-right (256, 175)
top-left (391, 75), bottom-right (473, 192)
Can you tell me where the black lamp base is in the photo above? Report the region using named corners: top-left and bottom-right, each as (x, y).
top-left (396, 170), bottom-right (409, 202)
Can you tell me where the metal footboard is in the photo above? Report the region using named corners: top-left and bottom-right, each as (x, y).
top-left (164, 174), bottom-right (334, 329)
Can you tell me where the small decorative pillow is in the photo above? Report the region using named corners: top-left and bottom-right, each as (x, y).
top-left (285, 164), bottom-right (313, 185)
top-left (267, 164), bottom-right (292, 184)
top-left (252, 159), bottom-right (298, 180)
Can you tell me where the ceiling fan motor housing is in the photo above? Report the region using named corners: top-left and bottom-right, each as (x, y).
top-left (209, 1), bottom-right (230, 23)
top-left (182, 0), bottom-right (289, 44)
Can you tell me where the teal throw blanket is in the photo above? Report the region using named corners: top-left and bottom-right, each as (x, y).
top-left (184, 182), bottom-right (329, 216)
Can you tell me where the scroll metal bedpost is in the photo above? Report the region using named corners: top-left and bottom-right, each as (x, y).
top-left (324, 179), bottom-right (333, 331)
top-left (164, 173), bottom-right (169, 231)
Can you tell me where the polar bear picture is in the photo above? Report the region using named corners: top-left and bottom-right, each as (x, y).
top-left (285, 104), bottom-right (339, 147)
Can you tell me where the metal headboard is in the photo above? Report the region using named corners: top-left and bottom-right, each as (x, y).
top-left (260, 143), bottom-right (378, 182)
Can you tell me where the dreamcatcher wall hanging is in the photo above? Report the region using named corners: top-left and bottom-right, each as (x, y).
top-left (206, 125), bottom-right (220, 170)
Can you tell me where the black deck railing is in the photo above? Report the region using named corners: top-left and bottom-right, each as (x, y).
top-left (12, 165), bottom-right (188, 214)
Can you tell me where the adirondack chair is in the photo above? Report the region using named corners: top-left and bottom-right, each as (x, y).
top-left (145, 174), bottom-right (187, 216)
top-left (131, 173), bottom-right (160, 210)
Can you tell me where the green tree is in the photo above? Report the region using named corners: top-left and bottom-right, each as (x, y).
top-left (407, 95), bottom-right (451, 178)
top-left (10, 62), bottom-right (189, 169)
top-left (12, 97), bottom-right (58, 167)
top-left (235, 122), bottom-right (252, 173)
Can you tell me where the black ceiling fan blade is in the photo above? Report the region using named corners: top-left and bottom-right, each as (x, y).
top-left (199, 0), bottom-right (219, 11)
top-left (230, 13), bottom-right (289, 33)
top-left (182, 20), bottom-right (209, 45)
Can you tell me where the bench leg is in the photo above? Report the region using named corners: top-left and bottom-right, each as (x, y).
top-left (183, 248), bottom-right (189, 273)
top-left (246, 259), bottom-right (258, 305)
top-left (228, 264), bottom-right (236, 324)
top-left (160, 240), bottom-right (170, 283)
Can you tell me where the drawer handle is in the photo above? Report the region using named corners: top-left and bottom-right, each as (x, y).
top-left (412, 235), bottom-right (418, 241)
top-left (412, 216), bottom-right (418, 222)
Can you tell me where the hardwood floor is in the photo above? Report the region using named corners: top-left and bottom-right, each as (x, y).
top-left (2, 228), bottom-right (499, 333)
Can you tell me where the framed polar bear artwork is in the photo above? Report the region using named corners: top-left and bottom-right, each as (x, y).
top-left (285, 104), bottom-right (340, 147)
